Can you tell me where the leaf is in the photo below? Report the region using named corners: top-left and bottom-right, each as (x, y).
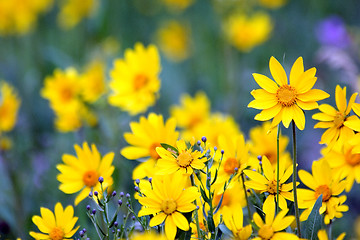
top-left (160, 143), bottom-right (179, 155)
top-left (200, 187), bottom-right (210, 205)
top-left (218, 224), bottom-right (233, 238)
top-left (301, 194), bottom-right (324, 240)
top-left (211, 169), bottom-right (218, 185)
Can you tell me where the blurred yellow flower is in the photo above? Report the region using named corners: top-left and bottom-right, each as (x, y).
top-left (108, 43), bottom-right (161, 115)
top-left (57, 0), bottom-right (98, 29)
top-left (258, 0), bottom-right (287, 9)
top-left (248, 56), bottom-right (329, 130)
top-left (0, 81), bottom-right (21, 133)
top-left (318, 229), bottom-right (345, 240)
top-left (0, 135), bottom-right (12, 151)
top-left (29, 202), bottom-right (79, 240)
top-left (223, 205), bottom-right (252, 240)
top-left (80, 61), bottom-right (107, 103)
top-left (130, 231), bottom-right (167, 240)
top-left (162, 0), bottom-right (195, 12)
top-left (57, 142), bottom-right (115, 205)
top-left (121, 113), bottom-right (179, 179)
top-left (224, 12), bottom-right (273, 52)
top-left (137, 173), bottom-right (200, 240)
top-left (0, 0), bottom-right (53, 35)
top-left (156, 20), bottom-right (191, 62)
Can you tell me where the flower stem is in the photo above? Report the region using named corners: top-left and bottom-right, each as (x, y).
top-left (241, 172), bottom-right (251, 222)
top-left (276, 125), bottom-right (280, 215)
top-left (190, 174), bottom-right (202, 239)
top-left (292, 120), bottom-right (301, 237)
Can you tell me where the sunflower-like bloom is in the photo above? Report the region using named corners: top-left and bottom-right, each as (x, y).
top-left (57, 142), bottom-right (115, 205)
top-left (297, 160), bottom-right (347, 224)
top-left (80, 61), bottom-right (106, 103)
top-left (137, 173), bottom-right (200, 240)
top-left (121, 113), bottom-right (179, 179)
top-left (156, 139), bottom-right (205, 175)
top-left (244, 156), bottom-right (294, 210)
top-left (253, 201), bottom-right (298, 240)
top-left (313, 85), bottom-right (358, 148)
top-left (318, 229), bottom-right (345, 240)
top-left (108, 43), bottom-right (161, 115)
top-left (0, 81), bottom-right (21, 133)
top-left (223, 205), bottom-right (252, 240)
top-left (29, 202), bottom-right (79, 240)
top-left (57, 0), bottom-right (98, 29)
top-left (248, 56), bottom-right (330, 130)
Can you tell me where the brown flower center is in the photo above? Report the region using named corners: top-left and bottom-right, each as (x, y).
top-left (83, 170), bottom-right (99, 187)
top-left (345, 149), bottom-right (360, 166)
top-left (315, 185), bottom-right (332, 202)
top-left (49, 226), bottom-right (65, 240)
top-left (258, 224), bottom-right (274, 240)
top-left (177, 151), bottom-right (193, 167)
top-left (334, 112), bottom-right (345, 128)
top-left (267, 180), bottom-right (279, 195)
top-left (264, 152), bottom-right (276, 165)
top-left (276, 85), bottom-right (297, 107)
top-left (223, 157), bottom-right (239, 174)
top-left (133, 74), bottom-right (149, 90)
top-left (60, 87), bottom-right (73, 102)
top-left (161, 199), bottom-right (177, 215)
top-left (213, 192), bottom-right (230, 208)
top-left (149, 142), bottom-right (162, 160)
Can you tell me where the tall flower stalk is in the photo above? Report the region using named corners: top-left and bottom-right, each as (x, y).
top-left (292, 121), bottom-right (301, 236)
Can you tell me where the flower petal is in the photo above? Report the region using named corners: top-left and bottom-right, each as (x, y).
top-left (252, 73), bottom-right (279, 93)
top-left (270, 56), bottom-right (288, 86)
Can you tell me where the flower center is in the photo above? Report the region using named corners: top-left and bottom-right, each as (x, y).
top-left (49, 226), bottom-right (65, 240)
top-left (149, 142), bottom-right (162, 160)
top-left (223, 157), bottom-right (239, 174)
top-left (258, 224), bottom-right (274, 240)
top-left (333, 112), bottom-right (345, 128)
top-left (345, 149), bottom-right (360, 166)
top-left (264, 152), bottom-right (276, 165)
top-left (213, 192), bottom-right (230, 208)
top-left (83, 170), bottom-right (99, 187)
top-left (60, 87), bottom-right (73, 102)
top-left (276, 85), bottom-right (297, 106)
top-left (267, 180), bottom-right (278, 195)
top-left (133, 74), bottom-right (149, 90)
top-left (161, 199), bottom-right (177, 215)
top-left (315, 185), bottom-right (332, 202)
top-left (177, 151), bottom-right (193, 167)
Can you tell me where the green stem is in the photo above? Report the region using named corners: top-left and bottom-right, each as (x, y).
top-left (276, 125), bottom-right (280, 214)
top-left (327, 220), bottom-right (332, 240)
top-left (241, 172), bottom-right (251, 222)
top-left (190, 174), bottom-right (202, 240)
top-left (292, 121), bottom-right (301, 237)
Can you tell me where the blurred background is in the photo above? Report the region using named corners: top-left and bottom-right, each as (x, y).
top-left (1, 0), bottom-right (360, 238)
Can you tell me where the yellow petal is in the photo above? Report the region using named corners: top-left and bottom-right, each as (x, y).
top-left (289, 57), bottom-right (304, 86)
top-left (253, 212), bottom-right (264, 228)
top-left (312, 112), bottom-right (334, 122)
top-left (296, 100), bottom-right (318, 110)
top-left (270, 56), bottom-right (288, 86)
top-left (314, 122), bottom-right (333, 129)
top-left (252, 73), bottom-right (279, 93)
top-left (318, 104), bottom-right (337, 116)
top-left (165, 214), bottom-right (177, 240)
top-left (138, 207), bottom-right (160, 217)
top-left (292, 105), bottom-right (305, 130)
top-left (171, 212), bottom-right (189, 231)
top-left (254, 104), bottom-right (282, 121)
top-left (121, 146), bottom-right (149, 159)
top-left (149, 212), bottom-right (167, 226)
top-left (298, 170), bottom-right (318, 190)
top-left (261, 156), bottom-right (274, 181)
top-left (32, 216), bottom-right (51, 234)
top-left (40, 207), bottom-right (56, 229)
top-left (293, 68), bottom-right (317, 94)
top-left (264, 196), bottom-right (275, 225)
top-left (74, 187), bottom-right (90, 206)
top-left (244, 170), bottom-right (268, 185)
top-left (346, 92), bottom-right (358, 115)
top-left (335, 85), bottom-right (347, 113)
top-left (344, 119), bottom-right (360, 132)
top-left (297, 89), bottom-right (330, 102)
top-left (281, 106), bottom-right (293, 128)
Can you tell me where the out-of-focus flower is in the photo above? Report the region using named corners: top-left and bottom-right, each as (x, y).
top-left (108, 43), bottom-right (161, 115)
top-left (29, 202), bottom-right (79, 239)
top-left (121, 113), bottom-right (179, 179)
top-left (0, 135), bottom-right (12, 151)
top-left (80, 61), bottom-right (107, 103)
top-left (162, 0), bottom-right (195, 12)
top-left (0, 0), bottom-right (53, 35)
top-left (317, 229), bottom-right (345, 240)
top-left (57, 0), bottom-right (98, 29)
top-left (223, 205), bottom-right (252, 240)
top-left (0, 81), bottom-right (21, 133)
top-left (248, 56), bottom-right (329, 130)
top-left (137, 173), bottom-right (200, 240)
top-left (130, 231), bottom-right (167, 240)
top-left (313, 85), bottom-right (358, 149)
top-left (258, 0), bottom-right (287, 9)
top-left (224, 12), bottom-right (273, 52)
top-left (57, 142), bottom-right (115, 205)
top-left (315, 16), bottom-right (351, 49)
top-left (156, 20), bottom-right (191, 62)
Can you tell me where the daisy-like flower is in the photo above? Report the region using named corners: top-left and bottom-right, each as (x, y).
top-left (108, 43), bottom-right (161, 115)
top-left (253, 201), bottom-right (298, 240)
top-left (156, 139), bottom-right (205, 175)
top-left (137, 173), bottom-right (200, 240)
top-left (58, 0), bottom-right (98, 29)
top-left (317, 229), bottom-right (345, 240)
top-left (0, 81), bottom-right (21, 133)
top-left (248, 56), bottom-right (329, 130)
top-left (297, 160), bottom-right (347, 223)
top-left (313, 85), bottom-right (358, 148)
top-left (80, 60), bottom-right (106, 103)
top-left (222, 205), bottom-right (252, 240)
top-left (29, 202), bottom-right (79, 240)
top-left (57, 142), bottom-right (115, 205)
top-left (244, 156), bottom-right (294, 210)
top-left (121, 113), bottom-right (179, 179)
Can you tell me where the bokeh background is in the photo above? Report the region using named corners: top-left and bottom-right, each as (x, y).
top-left (1, 0), bottom-right (360, 239)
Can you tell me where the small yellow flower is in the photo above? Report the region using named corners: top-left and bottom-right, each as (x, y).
top-left (156, 139), bottom-right (205, 175)
top-left (57, 0), bottom-right (98, 29)
top-left (130, 231), bottom-right (167, 240)
top-left (80, 60), bottom-right (107, 103)
top-left (248, 56), bottom-right (330, 130)
top-left (0, 81), bottom-right (21, 133)
top-left (223, 205), bottom-right (252, 240)
top-left (317, 229), bottom-right (345, 240)
top-left (137, 173), bottom-right (200, 240)
top-left (108, 43), bottom-right (161, 115)
top-left (29, 202), bottom-right (79, 240)
top-left (57, 142), bottom-right (115, 205)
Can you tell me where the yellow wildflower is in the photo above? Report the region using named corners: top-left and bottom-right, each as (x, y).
top-left (108, 43), bottom-right (161, 115)
top-left (29, 202), bottom-right (79, 240)
top-left (223, 205), bottom-right (252, 240)
top-left (258, 0), bottom-right (287, 9)
top-left (57, 142), bottom-right (115, 205)
top-left (80, 60), bottom-right (106, 103)
top-left (57, 0), bottom-right (98, 29)
top-left (0, 81), bottom-right (21, 133)
top-left (130, 231), bottom-right (167, 240)
top-left (248, 56), bottom-right (329, 130)
top-left (317, 229), bottom-right (345, 240)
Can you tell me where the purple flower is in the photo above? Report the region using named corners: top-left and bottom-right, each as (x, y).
top-left (315, 15), bottom-right (351, 48)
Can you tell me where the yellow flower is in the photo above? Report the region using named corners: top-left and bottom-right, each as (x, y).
top-left (0, 81), bottom-right (21, 133)
top-left (224, 12), bottom-right (273, 52)
top-left (29, 202), bottom-right (79, 240)
top-left (297, 160), bottom-right (347, 223)
top-left (313, 85), bottom-right (358, 148)
top-left (121, 113), bottom-right (179, 179)
top-left (317, 229), bottom-right (345, 240)
top-left (223, 205), bottom-right (252, 240)
top-left (108, 43), bottom-right (161, 115)
top-left (244, 156), bottom-right (294, 210)
top-left (252, 201), bottom-right (298, 240)
top-left (80, 60), bottom-right (107, 103)
top-left (258, 0), bottom-right (287, 9)
top-left (162, 0), bottom-right (195, 12)
top-left (156, 20), bottom-right (191, 62)
top-left (57, 142), bottom-right (115, 205)
top-left (137, 173), bottom-right (200, 240)
top-left (130, 231), bottom-right (167, 240)
top-left (248, 56), bottom-right (330, 130)
top-left (156, 139), bottom-right (205, 175)
top-left (57, 0), bottom-right (98, 29)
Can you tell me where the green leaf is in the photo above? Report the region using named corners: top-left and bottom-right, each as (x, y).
top-left (160, 143), bottom-right (179, 155)
top-left (302, 194), bottom-right (324, 240)
top-left (200, 187), bottom-right (210, 205)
